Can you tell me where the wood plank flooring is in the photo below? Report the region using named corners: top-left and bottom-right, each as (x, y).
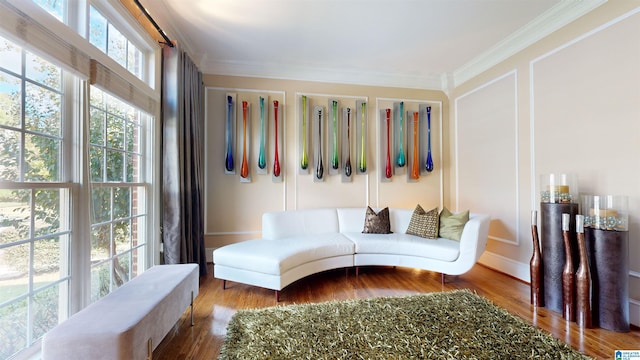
top-left (153, 264), bottom-right (640, 359)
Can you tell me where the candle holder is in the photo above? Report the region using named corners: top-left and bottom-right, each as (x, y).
top-left (540, 173), bottom-right (578, 204)
top-left (582, 195), bottom-right (629, 332)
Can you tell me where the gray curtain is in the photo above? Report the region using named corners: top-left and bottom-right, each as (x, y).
top-left (161, 44), bottom-right (207, 276)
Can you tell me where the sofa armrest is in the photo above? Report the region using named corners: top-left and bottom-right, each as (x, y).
top-left (457, 213), bottom-right (491, 266)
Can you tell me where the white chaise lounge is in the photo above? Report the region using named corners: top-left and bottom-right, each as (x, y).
top-left (213, 208), bottom-right (490, 301)
top-left (42, 263), bottom-right (199, 360)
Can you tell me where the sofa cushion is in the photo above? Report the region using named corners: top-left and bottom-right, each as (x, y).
top-left (406, 205), bottom-right (439, 239)
top-left (262, 208), bottom-right (339, 240)
top-left (343, 232), bottom-right (460, 262)
top-left (213, 233), bottom-right (355, 275)
top-left (439, 207), bottom-right (470, 241)
top-left (362, 206), bottom-right (392, 234)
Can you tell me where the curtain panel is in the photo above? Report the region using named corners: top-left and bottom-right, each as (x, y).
top-left (162, 44), bottom-right (207, 276)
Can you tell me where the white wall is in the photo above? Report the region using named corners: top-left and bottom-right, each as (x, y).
top-left (452, 2), bottom-right (640, 326)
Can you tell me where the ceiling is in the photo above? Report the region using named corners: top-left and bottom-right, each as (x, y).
top-left (141, 0), bottom-right (604, 92)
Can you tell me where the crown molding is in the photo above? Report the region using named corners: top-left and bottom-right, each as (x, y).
top-left (451, 0), bottom-right (607, 90)
top-left (199, 58), bottom-right (444, 91)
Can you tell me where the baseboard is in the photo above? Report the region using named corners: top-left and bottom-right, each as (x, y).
top-left (478, 251), bottom-right (529, 283)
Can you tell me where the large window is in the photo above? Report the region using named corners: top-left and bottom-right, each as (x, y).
top-left (0, 37), bottom-right (71, 360)
top-left (89, 87), bottom-right (147, 302)
top-left (0, 1), bottom-right (158, 358)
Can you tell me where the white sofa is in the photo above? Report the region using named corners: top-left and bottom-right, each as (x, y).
top-left (213, 208), bottom-right (490, 301)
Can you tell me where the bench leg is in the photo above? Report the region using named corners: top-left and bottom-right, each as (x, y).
top-left (222, 280), bottom-right (226, 290)
top-left (355, 266), bottom-right (360, 277)
top-left (147, 338), bottom-right (153, 360)
top-left (275, 290), bottom-right (280, 302)
top-left (441, 273), bottom-right (446, 285)
top-left (190, 290), bottom-right (195, 326)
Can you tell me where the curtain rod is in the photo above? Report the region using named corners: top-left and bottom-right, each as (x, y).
top-left (133, 0), bottom-right (174, 47)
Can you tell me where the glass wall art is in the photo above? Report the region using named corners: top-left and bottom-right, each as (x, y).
top-left (328, 99), bottom-right (340, 176)
top-left (313, 105), bottom-right (325, 182)
top-left (256, 95), bottom-right (268, 175)
top-left (341, 107), bottom-right (353, 182)
top-left (224, 93), bottom-right (237, 174)
top-left (355, 100), bottom-right (368, 175)
top-left (272, 100), bottom-right (283, 182)
top-left (299, 95), bottom-right (310, 174)
top-left (239, 100), bottom-right (251, 182)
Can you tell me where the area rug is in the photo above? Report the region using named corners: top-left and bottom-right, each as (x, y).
top-left (219, 289), bottom-right (590, 359)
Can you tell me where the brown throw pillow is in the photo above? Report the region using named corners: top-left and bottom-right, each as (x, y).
top-left (406, 204), bottom-right (439, 239)
top-left (362, 206), bottom-right (392, 234)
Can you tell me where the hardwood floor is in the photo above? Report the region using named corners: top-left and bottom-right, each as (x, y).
top-left (153, 264), bottom-right (640, 359)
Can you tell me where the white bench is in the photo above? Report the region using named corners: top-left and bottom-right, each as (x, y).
top-left (42, 264), bottom-right (199, 360)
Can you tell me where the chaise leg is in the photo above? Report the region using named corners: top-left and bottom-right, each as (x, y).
top-left (355, 266), bottom-right (360, 277)
top-left (275, 290), bottom-right (280, 302)
top-left (222, 280), bottom-right (226, 290)
top-left (441, 273), bottom-right (446, 285)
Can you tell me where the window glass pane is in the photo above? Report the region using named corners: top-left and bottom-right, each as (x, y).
top-left (33, 235), bottom-right (68, 288)
top-left (0, 242), bottom-right (30, 299)
top-left (125, 121), bottom-right (138, 153)
top-left (34, 189), bottom-right (62, 236)
top-left (106, 149), bottom-right (123, 182)
top-left (112, 187), bottom-right (130, 220)
top-left (1, 189), bottom-right (31, 241)
top-left (0, 128), bottom-right (20, 181)
top-left (113, 219), bottom-right (130, 254)
top-left (90, 262), bottom-right (110, 303)
top-left (25, 82), bottom-right (62, 137)
top-left (26, 52), bottom-right (61, 91)
top-left (91, 223), bottom-right (110, 262)
top-left (0, 38), bottom-right (21, 74)
top-left (90, 108), bottom-right (105, 146)
top-left (0, 298), bottom-right (27, 359)
top-left (89, 146), bottom-right (104, 182)
top-left (106, 113), bottom-right (124, 150)
top-left (32, 0), bottom-right (65, 23)
top-left (0, 72), bottom-right (21, 128)
top-left (113, 252), bottom-right (131, 289)
top-left (89, 6), bottom-right (107, 53)
top-left (33, 285), bottom-right (60, 340)
top-left (107, 24), bottom-right (127, 67)
top-left (127, 44), bottom-right (143, 78)
top-left (91, 187), bottom-right (111, 224)
top-left (24, 133), bottom-right (60, 182)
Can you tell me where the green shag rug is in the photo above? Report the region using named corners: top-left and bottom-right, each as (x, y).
top-left (219, 289), bottom-right (591, 359)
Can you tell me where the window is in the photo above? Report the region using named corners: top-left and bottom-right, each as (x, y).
top-left (0, 37), bottom-right (71, 359)
top-left (89, 6), bottom-right (144, 81)
top-left (89, 87), bottom-right (148, 302)
top-left (0, 0), bottom-right (158, 357)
